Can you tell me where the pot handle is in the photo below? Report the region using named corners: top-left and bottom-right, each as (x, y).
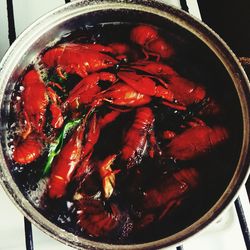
top-left (239, 57), bottom-right (250, 67)
top-left (239, 57), bottom-right (250, 79)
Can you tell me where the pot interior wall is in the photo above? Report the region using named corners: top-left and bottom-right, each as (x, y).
top-left (0, 7), bottom-right (244, 245)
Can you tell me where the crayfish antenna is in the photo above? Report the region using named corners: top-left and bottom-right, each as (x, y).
top-left (56, 66), bottom-right (67, 80)
top-left (142, 48), bottom-right (161, 62)
top-left (161, 100), bottom-right (187, 111)
top-left (21, 111), bottom-right (32, 140)
top-left (81, 99), bottom-right (102, 130)
top-left (149, 130), bottom-right (162, 158)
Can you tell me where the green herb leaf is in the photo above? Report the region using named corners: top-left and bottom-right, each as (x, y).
top-left (42, 118), bottom-right (82, 176)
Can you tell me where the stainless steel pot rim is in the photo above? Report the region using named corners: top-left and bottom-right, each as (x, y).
top-left (0, 1), bottom-right (250, 249)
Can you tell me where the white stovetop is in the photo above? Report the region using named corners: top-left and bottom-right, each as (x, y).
top-left (0, 183), bottom-right (249, 250)
top-left (0, 0), bottom-right (249, 249)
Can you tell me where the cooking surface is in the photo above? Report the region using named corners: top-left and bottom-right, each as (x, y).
top-left (0, 0), bottom-right (249, 249)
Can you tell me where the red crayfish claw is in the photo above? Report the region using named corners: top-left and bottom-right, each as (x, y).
top-left (65, 72), bottom-right (117, 110)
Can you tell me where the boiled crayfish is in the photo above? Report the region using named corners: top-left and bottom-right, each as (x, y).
top-left (42, 43), bottom-right (118, 78)
top-left (10, 23), bottom-right (230, 241)
top-left (126, 60), bottom-right (206, 106)
top-left (165, 125), bottom-right (228, 161)
top-left (121, 107), bottom-right (157, 168)
top-left (134, 167), bottom-right (199, 229)
top-left (130, 24), bottom-right (175, 60)
top-left (13, 69), bottom-right (63, 164)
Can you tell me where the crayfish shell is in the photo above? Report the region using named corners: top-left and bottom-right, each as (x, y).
top-left (13, 135), bottom-right (43, 164)
top-left (74, 193), bottom-right (126, 238)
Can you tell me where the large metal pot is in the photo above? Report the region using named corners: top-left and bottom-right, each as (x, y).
top-left (0, 0), bottom-right (249, 249)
